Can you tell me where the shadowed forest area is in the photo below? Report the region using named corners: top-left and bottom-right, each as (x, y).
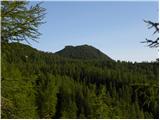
top-left (1, 1), bottom-right (159, 119)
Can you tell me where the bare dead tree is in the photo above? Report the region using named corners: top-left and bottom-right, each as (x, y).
top-left (141, 20), bottom-right (159, 48)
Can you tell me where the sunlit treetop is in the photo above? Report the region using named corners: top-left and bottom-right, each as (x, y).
top-left (1, 1), bottom-right (46, 44)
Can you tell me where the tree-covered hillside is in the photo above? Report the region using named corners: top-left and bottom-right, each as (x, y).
top-left (1, 42), bottom-right (159, 119)
top-left (55, 44), bottom-right (112, 60)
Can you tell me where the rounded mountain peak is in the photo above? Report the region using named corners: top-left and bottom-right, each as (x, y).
top-left (55, 44), bottom-right (113, 60)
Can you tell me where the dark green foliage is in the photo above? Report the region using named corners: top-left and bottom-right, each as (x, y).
top-left (55, 44), bottom-right (112, 60)
top-left (36, 73), bottom-right (58, 118)
top-left (1, 43), bottom-right (159, 119)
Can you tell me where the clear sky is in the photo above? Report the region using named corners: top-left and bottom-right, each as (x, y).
top-left (27, 1), bottom-right (158, 62)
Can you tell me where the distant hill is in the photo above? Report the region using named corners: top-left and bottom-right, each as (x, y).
top-left (55, 44), bottom-right (113, 61)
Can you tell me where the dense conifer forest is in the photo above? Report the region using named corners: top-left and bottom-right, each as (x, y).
top-left (1, 42), bottom-right (159, 119)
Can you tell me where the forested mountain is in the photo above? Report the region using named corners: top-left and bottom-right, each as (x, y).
top-left (1, 42), bottom-right (159, 119)
top-left (55, 44), bottom-right (112, 60)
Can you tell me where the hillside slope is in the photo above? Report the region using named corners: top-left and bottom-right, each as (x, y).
top-left (55, 45), bottom-right (113, 60)
top-left (1, 43), bottom-right (159, 119)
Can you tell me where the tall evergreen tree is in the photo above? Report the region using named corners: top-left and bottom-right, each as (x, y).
top-left (1, 1), bottom-right (46, 43)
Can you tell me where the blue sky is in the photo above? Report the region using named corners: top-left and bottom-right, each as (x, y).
top-left (28, 1), bottom-right (158, 62)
